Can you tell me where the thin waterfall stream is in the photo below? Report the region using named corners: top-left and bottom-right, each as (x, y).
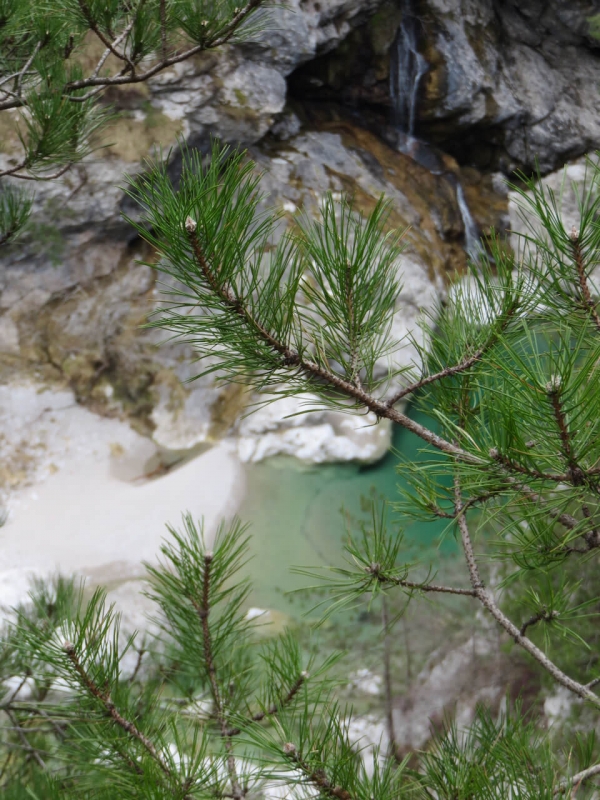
top-left (390, 0), bottom-right (484, 261)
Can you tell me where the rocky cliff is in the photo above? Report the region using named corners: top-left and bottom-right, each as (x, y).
top-left (1, 0), bottom-right (599, 474)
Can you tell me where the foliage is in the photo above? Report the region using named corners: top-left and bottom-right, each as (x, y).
top-left (0, 0), bottom-right (270, 240)
top-left (2, 1), bottom-right (600, 796)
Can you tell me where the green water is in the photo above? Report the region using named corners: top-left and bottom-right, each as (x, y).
top-left (238, 403), bottom-right (456, 615)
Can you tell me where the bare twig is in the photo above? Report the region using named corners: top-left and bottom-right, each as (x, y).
top-left (14, 41), bottom-right (41, 98)
top-left (519, 609), bottom-right (559, 637)
top-left (0, 162), bottom-right (71, 181)
top-left (366, 563), bottom-right (477, 597)
top-left (0, 675), bottom-right (30, 708)
top-left (554, 762), bottom-right (600, 795)
top-left (159, 0), bottom-right (168, 60)
top-left (381, 596), bottom-right (398, 762)
top-left (91, 15), bottom-right (137, 80)
top-left (453, 477), bottom-right (600, 707)
top-left (77, 0), bottom-right (135, 74)
top-left (3, 708), bottom-right (46, 770)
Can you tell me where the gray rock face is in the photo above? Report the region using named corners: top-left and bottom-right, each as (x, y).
top-left (419, 0), bottom-right (600, 172)
top-left (9, 0), bottom-right (590, 469)
top-left (148, 0), bottom-right (386, 148)
top-left (288, 0), bottom-right (600, 172)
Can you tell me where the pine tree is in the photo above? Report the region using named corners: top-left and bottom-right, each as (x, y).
top-left (2, 2), bottom-right (600, 797)
top-left (0, 0), bottom-right (268, 245)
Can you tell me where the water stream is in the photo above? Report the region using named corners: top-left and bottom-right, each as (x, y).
top-left (390, 0), bottom-right (428, 137)
top-left (390, 2), bottom-right (483, 261)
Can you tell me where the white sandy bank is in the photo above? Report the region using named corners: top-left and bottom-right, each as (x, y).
top-left (0, 382), bottom-right (243, 616)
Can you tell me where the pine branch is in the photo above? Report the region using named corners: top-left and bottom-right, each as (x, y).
top-left (224, 672), bottom-right (308, 737)
top-left (569, 227), bottom-right (600, 333)
top-left (62, 641), bottom-right (179, 783)
top-left (192, 549), bottom-right (244, 800)
top-left (365, 564), bottom-right (477, 597)
top-left (546, 378), bottom-right (583, 483)
top-left (183, 216), bottom-right (480, 464)
top-left (77, 0), bottom-right (136, 74)
top-left (282, 743), bottom-right (354, 800)
top-left (386, 301), bottom-right (517, 407)
top-left (489, 447), bottom-right (567, 483)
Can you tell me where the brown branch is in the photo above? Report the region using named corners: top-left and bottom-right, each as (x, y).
top-left (344, 259), bottom-right (362, 390)
top-left (381, 596), bottom-right (398, 763)
top-left (63, 642), bottom-right (174, 777)
top-left (77, 0), bottom-right (135, 74)
top-left (159, 0), bottom-right (168, 60)
top-left (488, 447), bottom-right (567, 483)
top-left (3, 708), bottom-right (46, 770)
top-left (504, 475), bottom-right (580, 530)
top-left (282, 743), bottom-right (353, 800)
top-left (224, 673), bottom-right (307, 737)
top-left (366, 563), bottom-right (477, 596)
top-left (0, 162), bottom-right (71, 181)
top-left (91, 15), bottom-right (137, 80)
top-left (192, 551), bottom-right (244, 800)
top-left (0, 0), bottom-right (268, 111)
top-left (385, 303), bottom-right (517, 408)
top-left (128, 645), bottom-right (146, 684)
top-left (14, 41), bottom-right (41, 99)
top-left (453, 477), bottom-right (600, 707)
top-left (570, 227), bottom-right (600, 333)
top-left (547, 379), bottom-right (583, 480)
top-left (0, 675), bottom-right (30, 707)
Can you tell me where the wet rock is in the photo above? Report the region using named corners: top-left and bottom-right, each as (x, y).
top-left (291, 1), bottom-right (600, 173)
top-left (419, 0), bottom-right (600, 172)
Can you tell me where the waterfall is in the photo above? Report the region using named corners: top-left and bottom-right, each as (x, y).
top-left (389, 2), bottom-right (483, 262)
top-left (390, 0), bottom-right (428, 137)
top-left (455, 182), bottom-right (484, 262)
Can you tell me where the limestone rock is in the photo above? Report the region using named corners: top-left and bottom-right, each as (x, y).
top-left (237, 394), bottom-right (392, 464)
top-left (420, 0), bottom-right (600, 172)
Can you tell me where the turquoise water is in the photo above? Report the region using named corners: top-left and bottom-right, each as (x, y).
top-left (238, 403), bottom-right (457, 614)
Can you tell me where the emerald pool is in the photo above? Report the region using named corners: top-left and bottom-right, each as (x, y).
top-left (238, 402), bottom-right (457, 615)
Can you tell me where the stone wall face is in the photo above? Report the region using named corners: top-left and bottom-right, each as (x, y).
top-left (1, 0), bottom-right (598, 467)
